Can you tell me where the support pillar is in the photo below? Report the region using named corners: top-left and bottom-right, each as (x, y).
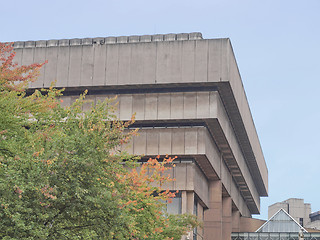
top-left (204, 180), bottom-right (222, 240)
top-left (222, 196), bottom-right (232, 240)
top-left (232, 209), bottom-right (240, 232)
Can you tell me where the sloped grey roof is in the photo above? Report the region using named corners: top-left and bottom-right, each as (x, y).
top-left (256, 208), bottom-right (307, 233)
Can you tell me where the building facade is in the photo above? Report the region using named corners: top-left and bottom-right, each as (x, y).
top-left (269, 198), bottom-right (320, 231)
top-left (13, 32), bottom-right (268, 240)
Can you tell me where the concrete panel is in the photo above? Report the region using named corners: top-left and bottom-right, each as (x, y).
top-left (183, 92), bottom-right (196, 118)
top-left (221, 161), bottom-right (232, 194)
top-left (132, 94), bottom-right (145, 120)
top-left (194, 164), bottom-right (209, 206)
top-left (133, 130), bottom-right (146, 155)
top-left (80, 46), bottom-right (94, 86)
top-left (185, 128), bottom-right (197, 154)
top-left (119, 95), bottom-right (132, 120)
top-left (56, 46), bottom-right (70, 87)
top-left (181, 41), bottom-right (195, 82)
top-left (44, 46), bottom-right (58, 87)
top-left (141, 43), bottom-right (157, 84)
top-left (207, 39), bottom-right (222, 83)
top-left (105, 44), bottom-right (119, 85)
top-left (197, 92), bottom-right (210, 118)
top-left (197, 127), bottom-right (206, 154)
top-left (146, 129), bottom-right (159, 155)
top-left (209, 91), bottom-right (219, 117)
top-left (195, 40), bottom-right (208, 82)
top-left (159, 128), bottom-right (172, 154)
top-left (145, 94), bottom-right (157, 120)
top-left (175, 163), bottom-right (187, 190)
top-left (13, 49), bottom-right (23, 87)
top-left (68, 46), bottom-right (82, 87)
top-left (130, 43), bottom-right (145, 84)
top-left (204, 130), bottom-right (221, 177)
top-left (157, 93), bottom-right (170, 119)
top-left (172, 128), bottom-right (185, 154)
top-left (156, 41), bottom-right (182, 83)
top-left (170, 92), bottom-right (184, 119)
top-left (20, 48), bottom-right (35, 88)
top-left (118, 44), bottom-right (131, 85)
top-left (32, 47), bottom-right (46, 88)
top-left (92, 44), bottom-right (106, 86)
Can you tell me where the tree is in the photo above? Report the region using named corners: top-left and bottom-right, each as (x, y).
top-left (0, 42), bottom-right (199, 239)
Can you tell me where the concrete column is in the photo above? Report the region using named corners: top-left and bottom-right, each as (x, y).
top-left (232, 210), bottom-right (240, 232)
top-left (181, 191), bottom-right (187, 214)
top-left (204, 180), bottom-right (222, 240)
top-left (222, 196), bottom-right (232, 240)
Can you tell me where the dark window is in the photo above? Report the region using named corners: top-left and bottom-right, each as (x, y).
top-left (299, 218), bottom-right (304, 227)
top-left (161, 191), bottom-right (182, 215)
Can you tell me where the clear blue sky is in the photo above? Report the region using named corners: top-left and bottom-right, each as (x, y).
top-left (2, 0), bottom-right (320, 220)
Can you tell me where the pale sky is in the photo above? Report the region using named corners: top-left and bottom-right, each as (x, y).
top-left (1, 0), bottom-right (320, 220)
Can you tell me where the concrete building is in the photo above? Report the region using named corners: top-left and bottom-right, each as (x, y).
top-left (269, 198), bottom-right (320, 231)
top-left (13, 32), bottom-right (268, 240)
top-left (269, 198), bottom-right (311, 227)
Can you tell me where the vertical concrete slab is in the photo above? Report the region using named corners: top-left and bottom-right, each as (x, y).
top-left (204, 180), bottom-right (222, 240)
top-left (196, 92), bottom-right (210, 118)
top-left (80, 46), bottom-right (94, 86)
top-left (156, 41), bottom-right (182, 83)
top-left (209, 92), bottom-right (218, 117)
top-left (185, 128), bottom-right (197, 154)
top-left (33, 47), bottom-right (47, 88)
top-left (145, 94), bottom-right (158, 120)
top-left (118, 44), bottom-right (131, 85)
top-left (68, 46), bottom-right (82, 87)
top-left (157, 93), bottom-right (170, 119)
top-left (172, 129), bottom-right (185, 154)
top-left (13, 49), bottom-right (24, 87)
top-left (159, 128), bottom-right (172, 155)
top-left (170, 93), bottom-right (183, 119)
top-left (92, 44), bottom-right (106, 86)
top-left (142, 43), bottom-right (157, 84)
top-left (146, 129), bottom-right (159, 156)
top-left (119, 95), bottom-right (132, 120)
top-left (56, 46), bottom-right (70, 87)
top-left (175, 164), bottom-right (187, 190)
top-left (208, 39), bottom-right (222, 82)
top-left (44, 47), bottom-right (58, 87)
top-left (181, 41), bottom-right (195, 82)
top-left (221, 161), bottom-right (231, 194)
top-left (130, 43), bottom-right (145, 84)
top-left (132, 94), bottom-right (145, 120)
top-left (197, 128), bottom-right (206, 154)
top-left (181, 190), bottom-right (187, 214)
top-left (195, 40), bottom-right (208, 82)
top-left (183, 92), bottom-right (196, 119)
top-left (106, 44), bottom-right (119, 85)
top-left (232, 209), bottom-right (241, 232)
top-left (222, 196), bottom-right (232, 240)
top-left (133, 130), bottom-right (146, 155)
top-left (187, 191), bottom-right (194, 214)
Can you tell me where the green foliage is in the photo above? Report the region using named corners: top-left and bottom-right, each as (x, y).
top-left (0, 43), bottom-right (199, 239)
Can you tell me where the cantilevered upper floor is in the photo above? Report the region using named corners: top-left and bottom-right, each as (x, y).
top-left (13, 33), bottom-right (268, 215)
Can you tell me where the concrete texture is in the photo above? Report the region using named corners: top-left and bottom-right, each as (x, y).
top-left (13, 32), bottom-right (268, 239)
